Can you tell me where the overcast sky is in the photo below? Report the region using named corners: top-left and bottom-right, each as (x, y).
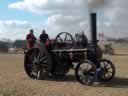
top-left (0, 0), bottom-right (128, 40)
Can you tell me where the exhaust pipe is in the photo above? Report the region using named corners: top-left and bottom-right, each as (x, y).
top-left (87, 12), bottom-right (99, 64)
top-left (90, 13), bottom-right (97, 46)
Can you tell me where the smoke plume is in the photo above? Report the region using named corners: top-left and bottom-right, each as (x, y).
top-left (82, 0), bottom-right (106, 12)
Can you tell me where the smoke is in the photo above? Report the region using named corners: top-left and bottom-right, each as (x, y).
top-left (82, 0), bottom-right (107, 13)
top-left (88, 0), bottom-right (105, 12)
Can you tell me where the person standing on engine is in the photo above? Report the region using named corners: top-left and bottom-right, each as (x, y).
top-left (39, 30), bottom-right (52, 74)
top-left (26, 29), bottom-right (36, 49)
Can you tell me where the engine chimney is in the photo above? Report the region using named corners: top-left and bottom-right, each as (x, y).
top-left (86, 12), bottom-right (98, 64)
top-left (90, 13), bottom-right (97, 46)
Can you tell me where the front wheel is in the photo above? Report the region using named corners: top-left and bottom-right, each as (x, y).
top-left (75, 60), bottom-right (96, 85)
top-left (98, 59), bottom-right (115, 81)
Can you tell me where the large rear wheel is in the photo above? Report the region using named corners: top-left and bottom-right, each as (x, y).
top-left (24, 48), bottom-right (49, 80)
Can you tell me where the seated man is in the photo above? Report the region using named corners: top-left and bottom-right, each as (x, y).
top-left (26, 29), bottom-right (36, 49)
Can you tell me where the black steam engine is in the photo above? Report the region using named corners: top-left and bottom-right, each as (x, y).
top-left (24, 13), bottom-right (115, 85)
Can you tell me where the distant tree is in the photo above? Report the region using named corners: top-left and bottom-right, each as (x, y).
top-left (0, 41), bottom-right (9, 52)
top-left (13, 40), bottom-right (26, 48)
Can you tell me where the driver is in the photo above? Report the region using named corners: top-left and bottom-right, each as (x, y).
top-left (81, 32), bottom-right (88, 47)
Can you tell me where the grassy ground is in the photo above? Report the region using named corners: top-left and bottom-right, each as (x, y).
top-left (0, 43), bottom-right (128, 96)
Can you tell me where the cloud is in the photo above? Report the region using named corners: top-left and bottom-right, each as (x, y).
top-left (101, 0), bottom-right (128, 38)
top-left (7, 0), bottom-right (128, 39)
top-left (8, 0), bottom-right (91, 39)
top-left (0, 20), bottom-right (32, 40)
top-left (8, 0), bottom-right (85, 15)
top-left (44, 14), bottom-right (90, 38)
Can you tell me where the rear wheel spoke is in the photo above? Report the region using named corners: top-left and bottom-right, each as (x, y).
top-left (40, 56), bottom-right (47, 62)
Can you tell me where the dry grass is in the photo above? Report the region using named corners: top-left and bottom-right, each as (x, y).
top-left (0, 43), bottom-right (128, 96)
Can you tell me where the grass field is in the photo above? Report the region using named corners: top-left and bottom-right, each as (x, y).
top-left (0, 43), bottom-right (128, 96)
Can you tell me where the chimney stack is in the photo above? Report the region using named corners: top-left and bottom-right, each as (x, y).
top-left (90, 13), bottom-right (97, 46)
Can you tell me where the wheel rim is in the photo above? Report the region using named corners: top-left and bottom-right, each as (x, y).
top-left (76, 61), bottom-right (96, 85)
top-left (24, 48), bottom-right (48, 79)
top-left (55, 32), bottom-right (74, 48)
top-left (98, 59), bottom-right (115, 81)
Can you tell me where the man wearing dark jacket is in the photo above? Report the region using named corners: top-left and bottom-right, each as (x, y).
top-left (39, 30), bottom-right (49, 46)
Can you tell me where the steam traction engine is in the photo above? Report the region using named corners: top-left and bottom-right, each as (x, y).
top-left (24, 13), bottom-right (115, 85)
